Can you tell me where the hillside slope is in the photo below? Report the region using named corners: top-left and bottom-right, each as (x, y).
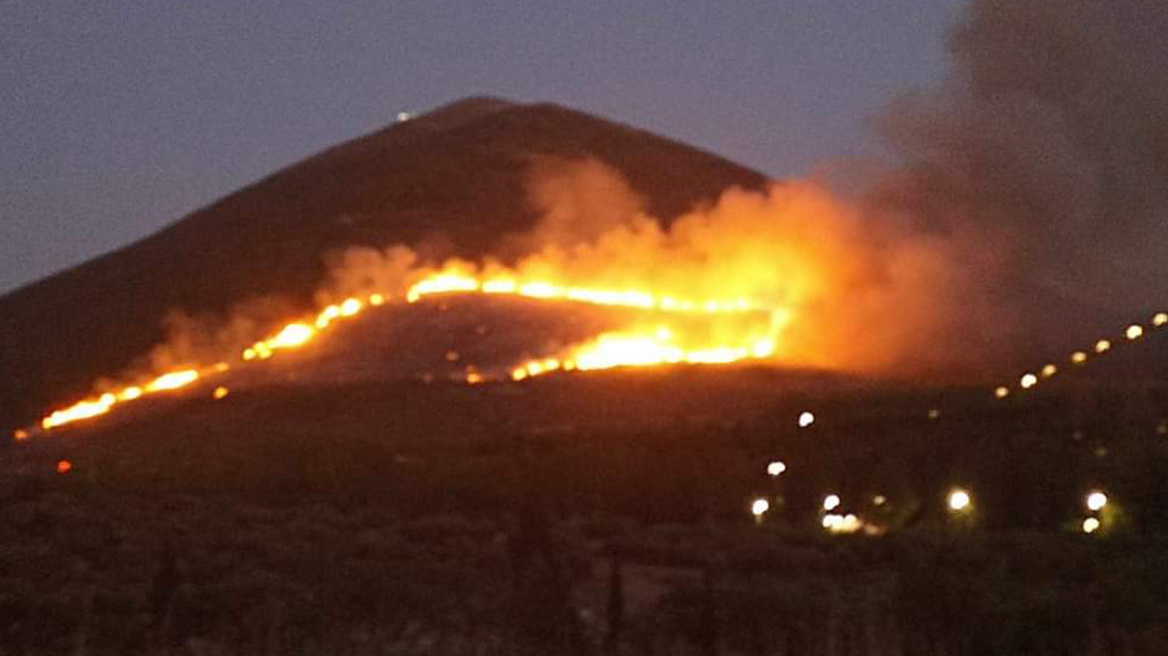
top-left (0, 97), bottom-right (768, 431)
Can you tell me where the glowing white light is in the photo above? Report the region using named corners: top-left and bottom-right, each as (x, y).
top-left (1020, 373), bottom-right (1038, 389)
top-left (1071, 351), bottom-right (1088, 365)
top-left (798, 411), bottom-right (815, 428)
top-left (1087, 491), bottom-right (1108, 512)
top-left (397, 111), bottom-right (413, 122)
top-left (948, 489), bottom-right (972, 512)
top-left (1154, 312), bottom-right (1168, 327)
top-left (751, 498), bottom-right (770, 517)
top-left (873, 495), bottom-right (887, 506)
top-left (823, 494), bottom-right (841, 511)
top-left (1126, 325), bottom-right (1144, 341)
top-left (1082, 517), bottom-right (1100, 534)
top-left (766, 460), bottom-right (787, 477)
top-left (822, 513), bottom-right (862, 534)
top-left (1095, 339), bottom-right (1111, 354)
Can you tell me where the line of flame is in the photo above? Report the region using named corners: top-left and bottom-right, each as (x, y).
top-left (19, 267), bottom-right (782, 437)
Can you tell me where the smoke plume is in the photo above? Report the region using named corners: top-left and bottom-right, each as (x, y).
top-left (88, 0), bottom-right (1168, 396)
top-left (872, 0), bottom-right (1168, 314)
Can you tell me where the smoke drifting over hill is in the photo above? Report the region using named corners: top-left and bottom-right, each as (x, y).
top-left (872, 0), bottom-right (1168, 313)
top-left (156, 0), bottom-right (1168, 384)
top-left (13, 0), bottom-right (1168, 436)
top-left (322, 158), bottom-right (966, 375)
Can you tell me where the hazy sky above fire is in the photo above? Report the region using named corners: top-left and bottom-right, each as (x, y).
top-left (0, 0), bottom-right (965, 293)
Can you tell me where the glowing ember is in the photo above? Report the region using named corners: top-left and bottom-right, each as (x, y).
top-left (406, 272), bottom-right (479, 302)
top-left (315, 305), bottom-right (342, 329)
top-left (1041, 364), bottom-right (1057, 378)
top-left (56, 460), bottom-right (72, 474)
top-left (213, 386), bottom-right (230, 400)
top-left (268, 323), bottom-right (315, 349)
top-left (1071, 351), bottom-right (1088, 365)
top-left (119, 386), bottom-right (143, 401)
top-left (13, 429), bottom-right (29, 441)
top-left (146, 370), bottom-right (200, 392)
top-left (42, 393), bottom-right (117, 430)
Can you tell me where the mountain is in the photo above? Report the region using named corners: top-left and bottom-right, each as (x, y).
top-left (0, 97), bottom-right (768, 432)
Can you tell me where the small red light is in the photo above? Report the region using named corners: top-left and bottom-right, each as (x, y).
top-left (56, 460), bottom-right (73, 474)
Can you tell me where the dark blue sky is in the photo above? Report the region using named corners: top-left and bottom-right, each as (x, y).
top-left (0, 0), bottom-right (964, 293)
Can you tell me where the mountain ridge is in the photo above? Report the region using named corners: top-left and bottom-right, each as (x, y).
top-left (0, 96), bottom-right (770, 431)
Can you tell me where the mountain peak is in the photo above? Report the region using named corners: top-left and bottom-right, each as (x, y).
top-left (0, 98), bottom-right (767, 432)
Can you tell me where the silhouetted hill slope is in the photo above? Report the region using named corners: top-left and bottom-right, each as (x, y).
top-left (0, 97), bottom-right (768, 431)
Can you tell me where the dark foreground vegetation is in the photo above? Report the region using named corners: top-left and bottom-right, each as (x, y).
top-left (3, 369), bottom-right (1168, 655)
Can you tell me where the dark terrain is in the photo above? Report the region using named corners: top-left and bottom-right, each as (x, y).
top-left (3, 99), bottom-right (1168, 655)
top-left (4, 355), bottom-right (1168, 654)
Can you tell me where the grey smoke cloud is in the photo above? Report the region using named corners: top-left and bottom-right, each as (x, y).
top-left (873, 0), bottom-right (1168, 313)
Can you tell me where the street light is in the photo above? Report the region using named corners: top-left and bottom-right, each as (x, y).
top-left (1087, 491), bottom-right (1108, 512)
top-left (948, 488), bottom-right (972, 512)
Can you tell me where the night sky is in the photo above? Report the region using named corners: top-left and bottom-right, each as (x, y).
top-left (0, 1), bottom-right (964, 294)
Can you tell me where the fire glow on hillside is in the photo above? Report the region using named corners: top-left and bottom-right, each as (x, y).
top-left (16, 159), bottom-right (1168, 439)
top-left (398, 263), bottom-right (790, 380)
top-left (27, 264), bottom-right (790, 434)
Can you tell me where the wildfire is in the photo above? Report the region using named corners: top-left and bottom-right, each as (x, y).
top-left (402, 264), bottom-right (759, 316)
top-left (397, 262), bottom-right (792, 381)
top-left (17, 179), bottom-right (937, 437)
top-left (19, 158), bottom-right (1162, 439)
top-left (37, 367), bottom-right (205, 431)
top-left (21, 259), bottom-right (793, 437)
